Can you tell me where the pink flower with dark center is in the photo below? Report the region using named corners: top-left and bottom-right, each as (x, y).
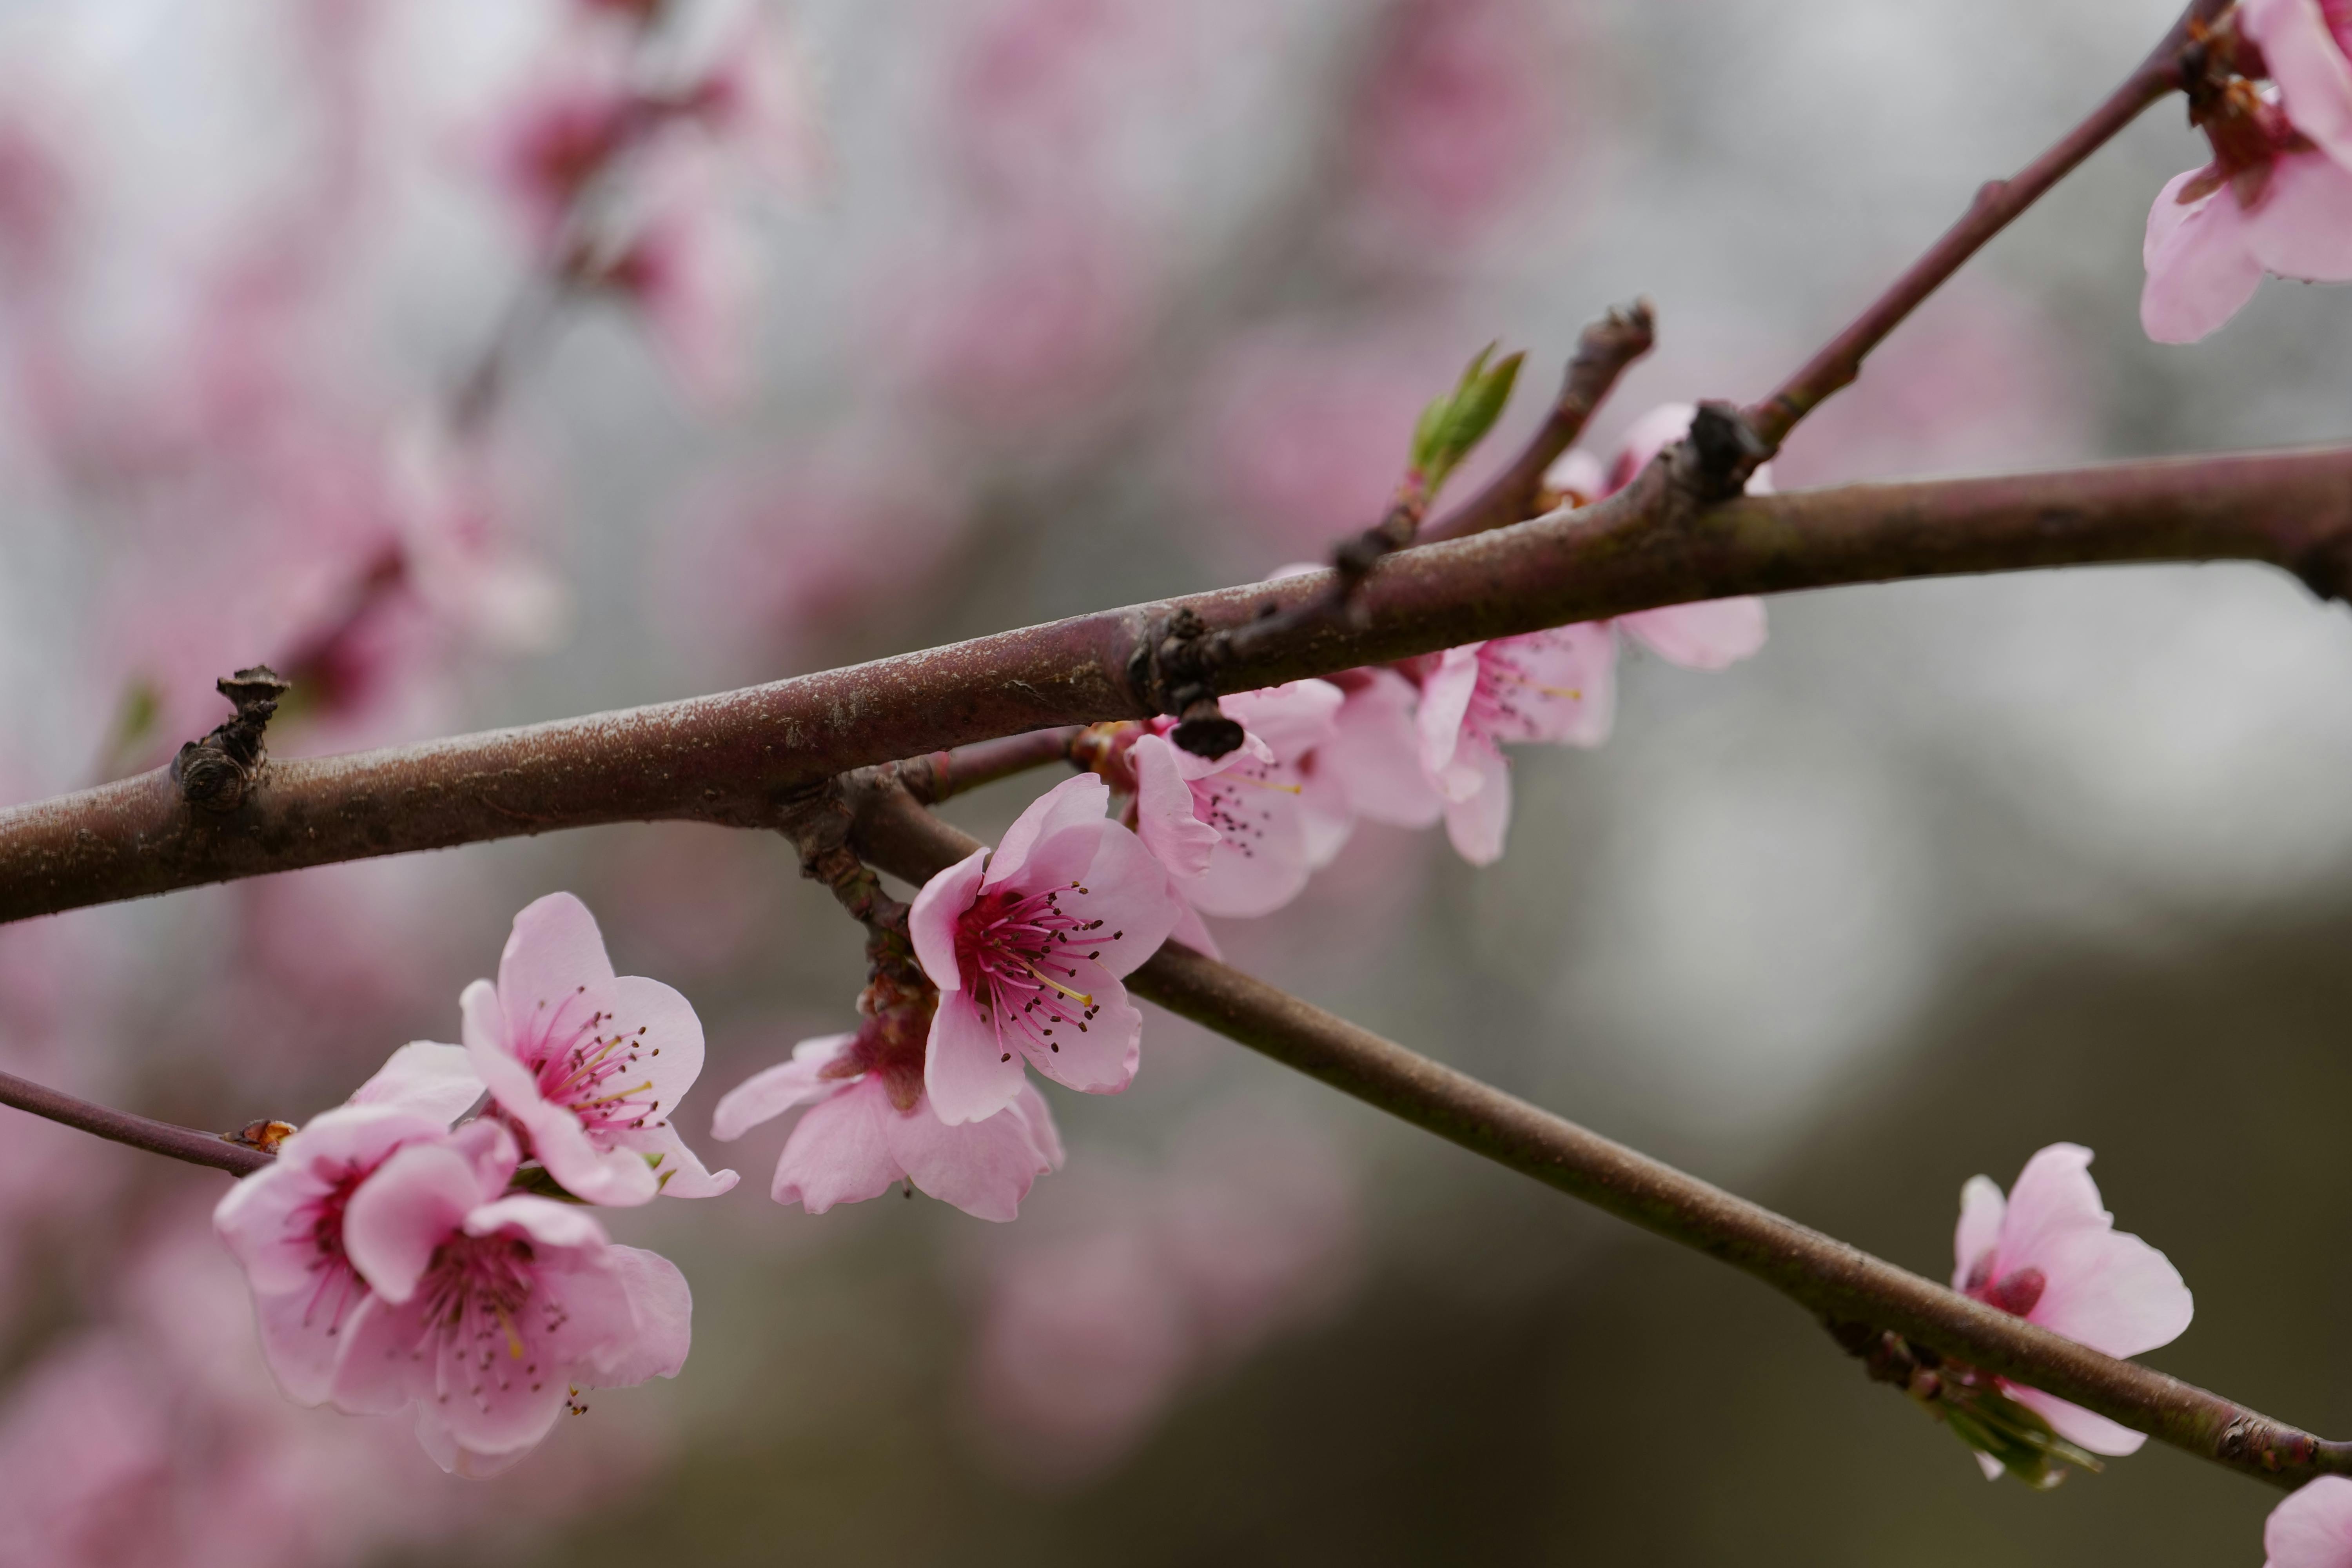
top-left (460, 892), bottom-right (736, 1206)
top-left (712, 1028), bottom-right (1065, 1222)
top-left (1127, 679), bottom-right (1346, 921)
top-left (909, 773), bottom-right (1181, 1125)
top-left (213, 1103), bottom-right (455, 1404)
top-left (1950, 1143), bottom-right (2194, 1471)
top-left (331, 1120), bottom-right (691, 1476)
top-left (2267, 1475), bottom-right (2352, 1567)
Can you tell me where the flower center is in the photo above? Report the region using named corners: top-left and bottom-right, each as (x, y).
top-left (1966, 1263), bottom-right (2047, 1319)
top-left (524, 996), bottom-right (662, 1135)
top-left (954, 881), bottom-right (1118, 1062)
top-left (412, 1232), bottom-right (566, 1406)
top-left (296, 1162), bottom-right (369, 1336)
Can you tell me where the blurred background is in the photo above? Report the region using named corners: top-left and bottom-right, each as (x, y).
top-left (2, 0), bottom-right (2350, 1560)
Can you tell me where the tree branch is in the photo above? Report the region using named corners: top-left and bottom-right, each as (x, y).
top-left (2, 444), bottom-right (2348, 925)
top-left (1742, 0), bottom-right (2226, 453)
top-left (0, 1070), bottom-right (273, 1176)
top-left (845, 782), bottom-right (2352, 1490)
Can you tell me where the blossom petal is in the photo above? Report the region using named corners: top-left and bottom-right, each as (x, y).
top-left (596, 974), bottom-right (708, 1111)
top-left (624, 1120), bottom-right (741, 1198)
top-left (772, 1078), bottom-right (903, 1210)
top-left (1323, 669), bottom-right (1443, 828)
top-left (883, 1091), bottom-right (1058, 1221)
top-left (1223, 679), bottom-right (1344, 760)
top-left (1416, 646), bottom-right (1483, 780)
top-left (1442, 746), bottom-right (1513, 866)
top-left (341, 1142), bottom-right (486, 1303)
top-left (2245, 149), bottom-right (2352, 281)
top-left (347, 1041), bottom-right (485, 1123)
top-left (987, 772), bottom-right (1113, 889)
top-left (924, 990), bottom-right (1029, 1125)
top-left (2003, 1383), bottom-right (2149, 1458)
top-left (1618, 599), bottom-right (1768, 670)
top-left (2028, 1224), bottom-right (2192, 1359)
top-left (465, 1194), bottom-right (611, 1251)
top-left (1006, 1081), bottom-right (1067, 1171)
top-left (1952, 1174), bottom-right (2006, 1291)
top-left (2245, 0), bottom-right (2352, 167)
top-left (2141, 172), bottom-right (2267, 344)
top-left (909, 848), bottom-right (989, 993)
top-left (325, 1295), bottom-right (412, 1417)
top-left (495, 891), bottom-right (618, 1018)
top-left (2264, 1475), bottom-right (2352, 1568)
top-left (213, 1105), bottom-right (449, 1295)
top-left (585, 1244), bottom-right (693, 1387)
top-left (250, 1273), bottom-right (363, 1406)
top-left (1994, 1143), bottom-right (2109, 1274)
top-left (1168, 896), bottom-right (1223, 959)
top-left (710, 1035), bottom-right (857, 1140)
top-left (1130, 734), bottom-right (1220, 880)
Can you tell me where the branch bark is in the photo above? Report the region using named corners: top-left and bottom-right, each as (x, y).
top-left (845, 782), bottom-right (2352, 1490)
top-left (3, 444), bottom-right (2349, 925)
top-left (0, 1070), bottom-right (272, 1176)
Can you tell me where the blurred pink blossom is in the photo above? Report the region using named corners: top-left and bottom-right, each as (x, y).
top-left (461, 891), bottom-right (737, 1206)
top-left (910, 773), bottom-right (1182, 1124)
top-left (332, 1120), bottom-right (692, 1475)
top-left (713, 1031), bottom-right (1064, 1221)
top-left (2268, 1476), bottom-right (2352, 1568)
top-left (1951, 1142), bottom-right (2194, 1470)
top-left (487, 78), bottom-right (641, 246)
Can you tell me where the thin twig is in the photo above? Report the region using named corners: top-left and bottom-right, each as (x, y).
top-left (2, 443), bottom-right (2349, 924)
top-left (1743, 0), bottom-right (2227, 453)
top-left (896, 728), bottom-right (1081, 807)
top-left (0, 1070), bottom-right (272, 1177)
top-left (846, 782), bottom-right (2352, 1490)
top-left (1419, 299), bottom-right (1656, 544)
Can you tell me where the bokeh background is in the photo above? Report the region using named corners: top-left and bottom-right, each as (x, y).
top-left (2, 0), bottom-right (2350, 1561)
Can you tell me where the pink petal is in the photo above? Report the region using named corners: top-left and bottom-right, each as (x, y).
top-left (1322, 669), bottom-right (1443, 828)
top-left (213, 1104), bottom-right (449, 1294)
top-left (626, 1120), bottom-right (742, 1198)
top-left (2141, 171), bottom-right (2267, 344)
top-left (325, 1294), bottom-right (413, 1417)
top-left (988, 772), bottom-right (1115, 889)
top-left (1185, 763), bottom-right (1319, 918)
top-left (1951, 1174), bottom-right (2006, 1290)
top-left (1223, 680), bottom-right (1344, 760)
top-left (347, 1041), bottom-right (485, 1123)
top-left (925, 990), bottom-right (1030, 1125)
top-left (772, 1078), bottom-right (903, 1210)
top-left (1443, 745), bottom-right (1513, 866)
top-left (465, 1194), bottom-right (611, 1252)
top-left (2265, 1475), bottom-right (2352, 1568)
top-left (585, 1244), bottom-right (693, 1386)
top-left (2003, 1383), bottom-right (2149, 1458)
top-left (1006, 1082), bottom-right (1068, 1171)
top-left (1416, 646), bottom-right (1484, 780)
top-left (1994, 1143), bottom-right (2109, 1274)
top-left (1606, 402), bottom-right (1700, 493)
top-left (2027, 1225), bottom-right (2193, 1359)
top-left (882, 1091), bottom-right (1058, 1221)
top-left (1496, 625), bottom-right (1617, 746)
top-left (2245, 148), bottom-right (2352, 280)
top-left (909, 848), bottom-right (989, 993)
top-left (459, 977), bottom-right (541, 1118)
top-left (1541, 447), bottom-right (1607, 504)
top-left (495, 891), bottom-right (619, 1019)
top-left (508, 1086), bottom-right (661, 1207)
top-left (1167, 896), bottom-right (1223, 959)
top-left (597, 973), bottom-right (709, 1114)
top-left (2245, 0), bottom-right (2352, 167)
top-left (250, 1273), bottom-right (360, 1406)
top-left (341, 1140), bottom-right (486, 1303)
top-left (1016, 959), bottom-right (1140, 1096)
top-left (1617, 599), bottom-right (1768, 669)
top-left (710, 1034), bottom-right (857, 1140)
top-left (1131, 734), bottom-right (1221, 880)
top-left (1065, 822), bottom-right (1184, 977)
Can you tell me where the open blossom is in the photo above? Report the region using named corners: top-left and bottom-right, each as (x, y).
top-left (2267, 1476), bottom-right (2352, 1568)
top-left (460, 892), bottom-right (736, 1206)
top-left (1129, 680), bottom-right (1346, 922)
top-left (2141, 0), bottom-right (2352, 342)
top-left (712, 1030), bottom-right (1064, 1223)
top-left (1951, 1143), bottom-right (2194, 1468)
top-left (1415, 624), bottom-right (1615, 865)
top-left (909, 773), bottom-right (1181, 1125)
top-left (213, 1104), bottom-right (456, 1405)
top-left (330, 1120), bottom-right (691, 1476)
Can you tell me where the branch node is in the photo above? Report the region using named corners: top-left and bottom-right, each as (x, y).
top-left (171, 665), bottom-right (290, 814)
top-left (1135, 608), bottom-right (1241, 758)
top-left (2293, 532), bottom-right (2352, 604)
top-left (1671, 402), bottom-right (1772, 502)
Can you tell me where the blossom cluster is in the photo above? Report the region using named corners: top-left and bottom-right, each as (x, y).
top-left (213, 893), bottom-right (733, 1475)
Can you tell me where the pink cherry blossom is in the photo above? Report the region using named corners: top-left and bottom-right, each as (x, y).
top-left (1303, 667), bottom-right (1445, 834)
top-left (603, 191), bottom-right (760, 408)
top-left (213, 1103), bottom-right (456, 1405)
top-left (711, 1031), bottom-right (1065, 1222)
top-left (348, 1040), bottom-right (486, 1124)
top-left (2246, 0), bottom-right (2352, 169)
top-left (1414, 624), bottom-right (1615, 865)
top-left (486, 79), bottom-right (639, 246)
top-left (331, 1120), bottom-right (691, 1476)
top-left (1127, 679), bottom-right (1346, 920)
top-left (460, 891), bottom-right (736, 1206)
top-left (908, 773), bottom-right (1182, 1125)
top-left (1951, 1142), bottom-right (2194, 1465)
top-left (2266, 1475), bottom-right (2352, 1568)
top-left (2140, 149), bottom-right (2352, 343)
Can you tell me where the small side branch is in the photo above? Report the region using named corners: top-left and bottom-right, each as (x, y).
top-left (0, 1070), bottom-right (273, 1176)
top-left (847, 782), bottom-right (2352, 1490)
top-left (1742, 0), bottom-right (2224, 453)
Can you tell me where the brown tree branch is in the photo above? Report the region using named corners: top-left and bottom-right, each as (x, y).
top-left (844, 782), bottom-right (2352, 1491)
top-left (0, 1070), bottom-right (273, 1176)
top-left (1743, 0), bottom-right (2229, 453)
top-left (2, 443), bottom-right (2348, 926)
